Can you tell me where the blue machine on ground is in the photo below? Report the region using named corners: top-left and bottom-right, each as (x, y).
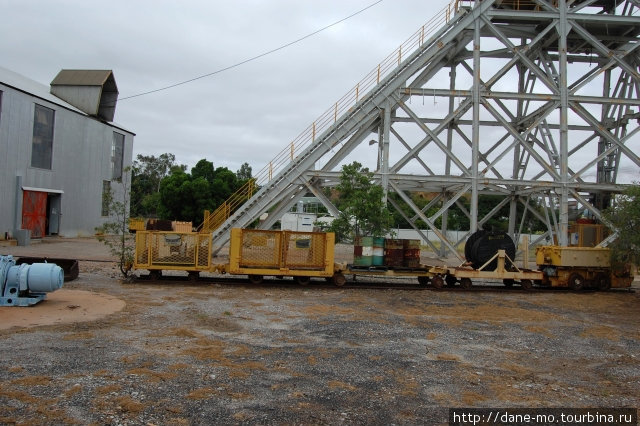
top-left (0, 255), bottom-right (64, 306)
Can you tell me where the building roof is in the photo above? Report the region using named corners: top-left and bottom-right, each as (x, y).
top-left (0, 66), bottom-right (84, 114)
top-left (0, 66), bottom-right (133, 134)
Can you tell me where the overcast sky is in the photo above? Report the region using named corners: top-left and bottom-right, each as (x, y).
top-left (1, 0), bottom-right (454, 173)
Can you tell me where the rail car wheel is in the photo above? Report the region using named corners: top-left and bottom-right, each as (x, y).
top-left (568, 272), bottom-right (585, 291)
top-left (248, 275), bottom-right (263, 285)
top-left (520, 279), bottom-right (533, 291)
top-left (188, 271), bottom-right (200, 282)
top-left (295, 276), bottom-right (311, 286)
top-left (149, 270), bottom-right (162, 281)
top-left (445, 274), bottom-right (457, 287)
top-left (460, 278), bottom-right (472, 289)
top-left (431, 275), bottom-right (444, 289)
top-left (332, 273), bottom-right (346, 287)
top-left (594, 272), bottom-right (611, 291)
top-left (417, 276), bottom-right (430, 286)
top-left (503, 279), bottom-right (515, 287)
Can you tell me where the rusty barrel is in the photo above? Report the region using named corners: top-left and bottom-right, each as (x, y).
top-left (372, 237), bottom-right (385, 266)
top-left (402, 239), bottom-right (421, 268)
top-left (353, 236), bottom-right (373, 267)
top-left (384, 239), bottom-right (404, 267)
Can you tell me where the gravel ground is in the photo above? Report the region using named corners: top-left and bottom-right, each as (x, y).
top-left (0, 238), bottom-right (639, 425)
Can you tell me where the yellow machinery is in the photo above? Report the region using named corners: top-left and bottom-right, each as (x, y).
top-left (132, 227), bottom-right (632, 291)
top-left (133, 228), bottom-right (338, 284)
top-left (134, 231), bottom-right (212, 280)
top-left (536, 246), bottom-right (633, 290)
top-left (221, 228), bottom-right (336, 285)
top-left (447, 249), bottom-right (542, 290)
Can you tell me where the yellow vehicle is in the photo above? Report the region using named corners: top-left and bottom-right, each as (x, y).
top-left (132, 228), bottom-right (633, 291)
top-left (536, 246), bottom-right (633, 290)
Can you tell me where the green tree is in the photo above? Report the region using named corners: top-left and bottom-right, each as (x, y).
top-left (95, 169), bottom-right (135, 278)
top-left (604, 184), bottom-right (640, 265)
top-left (236, 162), bottom-right (253, 182)
top-left (130, 153), bottom-right (183, 217)
top-left (328, 162), bottom-right (394, 242)
top-left (156, 159), bottom-right (247, 225)
top-left (157, 168), bottom-right (199, 223)
top-left (191, 159), bottom-right (216, 183)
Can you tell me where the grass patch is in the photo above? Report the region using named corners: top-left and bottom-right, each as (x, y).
top-left (126, 367), bottom-right (178, 382)
top-left (328, 380), bottom-right (357, 391)
top-left (436, 353), bottom-right (461, 361)
top-left (63, 331), bottom-right (95, 340)
top-left (580, 325), bottom-right (620, 341)
top-left (113, 395), bottom-right (144, 414)
top-left (187, 387), bottom-right (217, 399)
top-left (524, 325), bottom-right (555, 338)
top-left (10, 375), bottom-right (52, 386)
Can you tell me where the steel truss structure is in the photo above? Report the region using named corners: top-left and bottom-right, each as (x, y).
top-left (211, 0), bottom-right (640, 259)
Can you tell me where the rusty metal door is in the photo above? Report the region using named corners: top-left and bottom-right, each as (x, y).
top-left (22, 190), bottom-right (47, 238)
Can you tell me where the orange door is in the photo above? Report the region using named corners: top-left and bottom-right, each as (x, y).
top-left (22, 191), bottom-right (47, 238)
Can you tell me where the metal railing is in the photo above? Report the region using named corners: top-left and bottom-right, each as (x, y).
top-left (198, 178), bottom-right (257, 232)
top-left (200, 0), bottom-right (471, 233)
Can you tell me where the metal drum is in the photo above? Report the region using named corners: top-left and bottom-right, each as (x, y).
top-left (403, 239), bottom-right (421, 268)
top-left (384, 239), bottom-right (404, 267)
top-left (372, 237), bottom-right (385, 266)
top-left (353, 236), bottom-right (373, 266)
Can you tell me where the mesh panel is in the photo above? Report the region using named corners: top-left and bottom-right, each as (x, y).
top-left (149, 232), bottom-right (200, 266)
top-left (197, 235), bottom-right (211, 267)
top-left (283, 232), bottom-right (326, 269)
top-left (135, 232), bottom-right (149, 266)
top-left (239, 230), bottom-right (281, 268)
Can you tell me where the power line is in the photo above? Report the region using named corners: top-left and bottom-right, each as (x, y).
top-left (120, 0), bottom-right (384, 101)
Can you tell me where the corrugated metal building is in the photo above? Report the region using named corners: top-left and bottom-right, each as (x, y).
top-left (0, 66), bottom-right (134, 239)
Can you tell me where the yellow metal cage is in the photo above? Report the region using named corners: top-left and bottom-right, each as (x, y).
top-left (229, 228), bottom-right (335, 277)
top-left (134, 231), bottom-right (212, 271)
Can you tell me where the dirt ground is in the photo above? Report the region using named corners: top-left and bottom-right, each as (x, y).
top-left (0, 237), bottom-right (639, 425)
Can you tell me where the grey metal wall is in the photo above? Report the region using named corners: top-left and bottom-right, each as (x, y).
top-left (0, 83), bottom-right (134, 238)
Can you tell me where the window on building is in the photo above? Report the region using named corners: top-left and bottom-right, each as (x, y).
top-left (31, 104), bottom-right (55, 169)
top-left (101, 180), bottom-right (111, 216)
top-left (112, 132), bottom-right (125, 181)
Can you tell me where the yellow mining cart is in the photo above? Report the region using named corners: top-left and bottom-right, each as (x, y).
top-left (133, 231), bottom-right (212, 280)
top-left (218, 228), bottom-right (337, 285)
top-left (133, 228), bottom-right (338, 284)
top-left (536, 246), bottom-right (633, 290)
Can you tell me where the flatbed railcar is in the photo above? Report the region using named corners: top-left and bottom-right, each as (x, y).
top-left (132, 228), bottom-right (633, 291)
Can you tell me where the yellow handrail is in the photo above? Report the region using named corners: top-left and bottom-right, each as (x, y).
top-left (198, 179), bottom-right (256, 232)
top-left (201, 0), bottom-right (468, 233)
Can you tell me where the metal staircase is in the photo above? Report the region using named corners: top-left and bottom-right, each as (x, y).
top-left (206, 0), bottom-right (640, 255)
top-left (206, 0), bottom-right (494, 252)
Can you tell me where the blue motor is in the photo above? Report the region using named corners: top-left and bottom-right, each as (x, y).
top-left (0, 255), bottom-right (64, 306)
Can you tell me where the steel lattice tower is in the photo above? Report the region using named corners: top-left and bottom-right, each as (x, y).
top-left (210, 0), bottom-right (640, 259)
